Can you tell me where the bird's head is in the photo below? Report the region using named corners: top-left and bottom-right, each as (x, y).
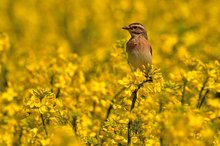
top-left (122, 23), bottom-right (147, 38)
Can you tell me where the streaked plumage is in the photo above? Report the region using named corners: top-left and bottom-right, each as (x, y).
top-left (122, 23), bottom-right (152, 73)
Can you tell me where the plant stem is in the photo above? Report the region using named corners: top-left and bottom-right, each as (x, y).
top-left (198, 89), bottom-right (209, 109)
top-left (56, 88), bottom-right (61, 98)
top-left (197, 77), bottom-right (209, 108)
top-left (127, 119), bottom-right (132, 145)
top-left (181, 79), bottom-right (187, 105)
top-left (127, 78), bottom-right (151, 145)
top-left (40, 114), bottom-right (48, 136)
top-left (127, 91), bottom-right (138, 146)
top-left (99, 87), bottom-right (126, 145)
top-left (105, 87), bottom-right (126, 121)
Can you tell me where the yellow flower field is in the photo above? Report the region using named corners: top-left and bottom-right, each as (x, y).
top-left (0, 0), bottom-right (220, 145)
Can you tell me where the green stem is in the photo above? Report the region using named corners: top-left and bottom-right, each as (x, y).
top-left (198, 89), bottom-right (209, 109)
top-left (127, 119), bottom-right (132, 145)
top-left (197, 77), bottom-right (209, 108)
top-left (56, 88), bottom-right (61, 98)
top-left (181, 79), bottom-right (187, 105)
top-left (0, 63), bottom-right (8, 91)
top-left (127, 78), bottom-right (151, 145)
top-left (105, 87), bottom-right (126, 121)
top-left (99, 87), bottom-right (126, 145)
top-left (41, 114), bottom-right (48, 136)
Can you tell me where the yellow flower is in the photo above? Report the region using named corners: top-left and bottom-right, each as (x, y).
top-left (27, 96), bottom-right (41, 108)
top-left (39, 105), bottom-right (48, 114)
top-left (30, 128), bottom-right (38, 137)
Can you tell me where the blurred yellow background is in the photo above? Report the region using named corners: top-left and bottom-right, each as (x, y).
top-left (1, 0), bottom-right (219, 58)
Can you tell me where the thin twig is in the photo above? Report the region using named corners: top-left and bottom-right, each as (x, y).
top-left (127, 119), bottom-right (132, 145)
top-left (160, 136), bottom-right (164, 146)
top-left (197, 77), bottom-right (209, 108)
top-left (198, 89), bottom-right (209, 109)
top-left (99, 87), bottom-right (126, 145)
top-left (40, 114), bottom-right (48, 136)
top-left (127, 90), bottom-right (138, 146)
top-left (181, 79), bottom-right (187, 105)
top-left (56, 88), bottom-right (61, 98)
top-left (16, 126), bottom-right (23, 146)
top-left (0, 63), bottom-right (8, 91)
top-left (127, 78), bottom-right (152, 145)
top-left (71, 116), bottom-right (77, 134)
top-left (130, 87), bottom-right (139, 111)
top-left (159, 99), bottom-right (164, 146)
top-left (105, 87), bottom-right (126, 121)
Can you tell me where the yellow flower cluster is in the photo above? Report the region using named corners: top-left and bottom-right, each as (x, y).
top-left (0, 33), bottom-right (220, 145)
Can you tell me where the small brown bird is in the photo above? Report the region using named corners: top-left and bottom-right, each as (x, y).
top-left (122, 23), bottom-right (152, 74)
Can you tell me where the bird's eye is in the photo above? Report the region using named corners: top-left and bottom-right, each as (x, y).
top-left (133, 26), bottom-right (138, 29)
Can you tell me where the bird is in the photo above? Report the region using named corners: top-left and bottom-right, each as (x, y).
top-left (122, 23), bottom-right (152, 76)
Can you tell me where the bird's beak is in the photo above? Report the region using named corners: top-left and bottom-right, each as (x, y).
top-left (122, 26), bottom-right (130, 30)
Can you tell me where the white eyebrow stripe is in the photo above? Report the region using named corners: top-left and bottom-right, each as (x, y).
top-left (130, 24), bottom-right (145, 30)
top-left (137, 25), bottom-right (145, 30)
